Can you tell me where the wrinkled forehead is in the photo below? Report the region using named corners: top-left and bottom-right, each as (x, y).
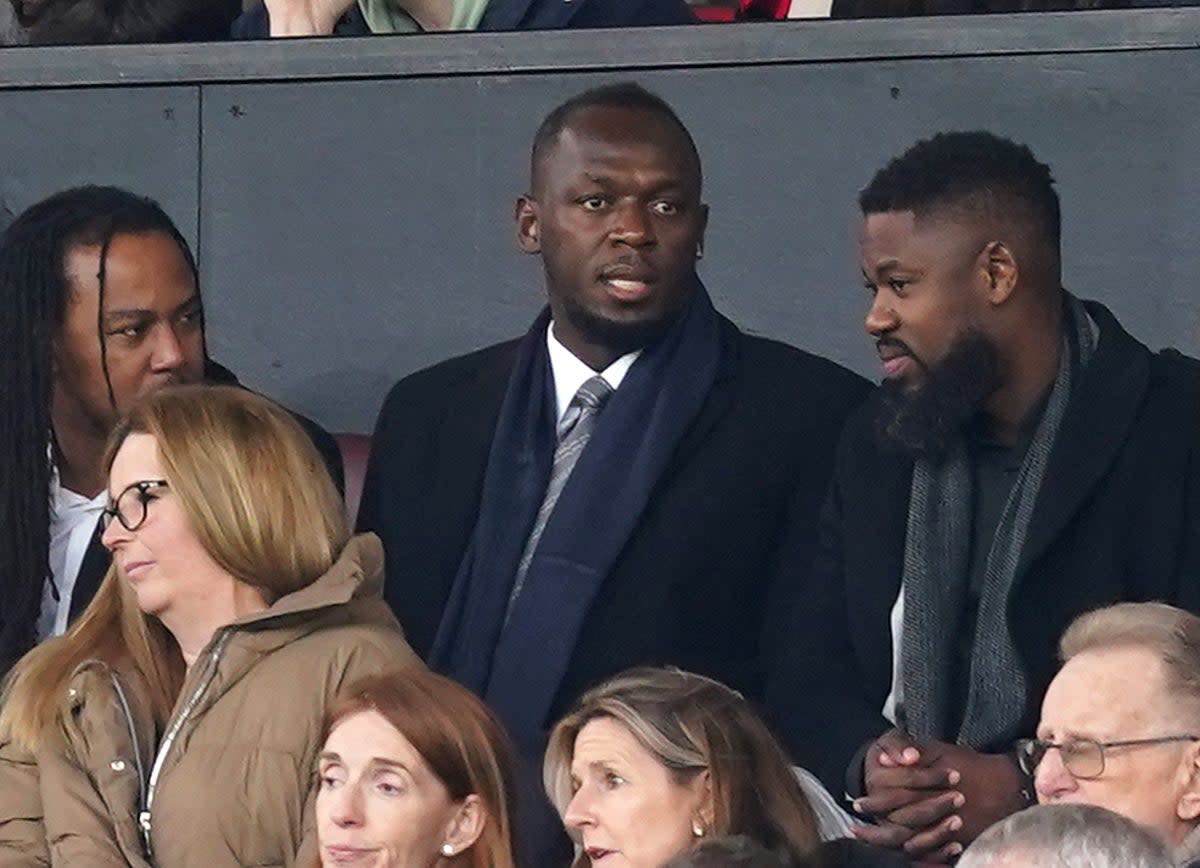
top-left (1042, 647), bottom-right (1177, 735)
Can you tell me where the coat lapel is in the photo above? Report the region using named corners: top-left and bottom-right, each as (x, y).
top-left (428, 344), bottom-right (523, 610)
top-left (656, 316), bottom-right (741, 478)
top-left (1015, 302), bottom-right (1150, 580)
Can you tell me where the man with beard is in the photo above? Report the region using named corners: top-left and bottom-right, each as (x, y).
top-left (357, 82), bottom-right (869, 858)
top-left (766, 130), bottom-right (1200, 863)
top-left (0, 185), bottom-right (343, 673)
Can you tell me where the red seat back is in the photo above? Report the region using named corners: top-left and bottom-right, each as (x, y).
top-left (334, 432), bottom-right (372, 525)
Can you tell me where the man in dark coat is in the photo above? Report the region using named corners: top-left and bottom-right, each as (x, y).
top-left (357, 82), bottom-right (869, 858)
top-left (767, 131), bottom-right (1200, 864)
top-left (0, 185), bottom-right (343, 674)
top-left (232, 0), bottom-right (693, 39)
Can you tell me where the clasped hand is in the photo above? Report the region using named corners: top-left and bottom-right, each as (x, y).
top-left (850, 729), bottom-right (1025, 865)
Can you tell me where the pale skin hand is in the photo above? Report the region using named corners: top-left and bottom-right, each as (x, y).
top-left (263, 0), bottom-right (356, 35)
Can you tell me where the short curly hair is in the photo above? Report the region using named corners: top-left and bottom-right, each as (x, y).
top-left (860, 130), bottom-right (1061, 250)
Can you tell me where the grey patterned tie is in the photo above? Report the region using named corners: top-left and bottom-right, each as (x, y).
top-left (505, 374), bottom-right (615, 621)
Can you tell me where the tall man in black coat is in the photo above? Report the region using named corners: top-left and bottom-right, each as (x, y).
top-left (767, 131), bottom-right (1200, 864)
top-left (357, 81), bottom-right (869, 843)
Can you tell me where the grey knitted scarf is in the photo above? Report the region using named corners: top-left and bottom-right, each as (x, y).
top-left (899, 294), bottom-right (1097, 748)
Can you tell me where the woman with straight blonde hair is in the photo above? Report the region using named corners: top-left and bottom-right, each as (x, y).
top-left (0, 384), bottom-right (419, 867)
top-left (544, 667), bottom-right (908, 868)
top-left (314, 669), bottom-right (519, 868)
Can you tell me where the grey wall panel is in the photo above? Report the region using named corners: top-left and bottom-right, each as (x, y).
top-left (0, 86), bottom-right (199, 245)
top-left (199, 76), bottom-right (542, 434)
top-left (200, 51), bottom-right (1200, 433)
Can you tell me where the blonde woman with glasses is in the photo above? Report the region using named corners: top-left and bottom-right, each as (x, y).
top-left (0, 384), bottom-right (418, 867)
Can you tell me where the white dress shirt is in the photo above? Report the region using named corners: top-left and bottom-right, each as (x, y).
top-left (882, 586), bottom-right (905, 727)
top-left (546, 322), bottom-right (640, 424)
top-left (37, 471), bottom-right (106, 640)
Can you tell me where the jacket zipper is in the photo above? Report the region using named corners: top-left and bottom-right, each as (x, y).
top-left (107, 671), bottom-right (147, 813)
top-left (138, 630), bottom-right (232, 857)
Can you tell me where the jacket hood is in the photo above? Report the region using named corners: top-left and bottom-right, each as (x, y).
top-left (216, 533), bottom-right (394, 656)
top-left (238, 532), bottom-right (385, 622)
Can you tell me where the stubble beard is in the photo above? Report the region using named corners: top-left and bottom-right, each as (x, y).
top-left (555, 289), bottom-right (684, 358)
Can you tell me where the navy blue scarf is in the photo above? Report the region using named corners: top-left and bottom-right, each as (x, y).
top-left (430, 283), bottom-right (721, 746)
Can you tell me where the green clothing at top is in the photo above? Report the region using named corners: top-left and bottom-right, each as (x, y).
top-left (358, 0), bottom-right (489, 32)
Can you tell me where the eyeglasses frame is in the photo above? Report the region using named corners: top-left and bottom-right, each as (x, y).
top-left (1015, 734), bottom-right (1200, 781)
top-left (100, 479), bottom-right (170, 533)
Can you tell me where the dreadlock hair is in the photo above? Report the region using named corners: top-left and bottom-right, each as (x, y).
top-left (530, 81), bottom-right (703, 193)
top-left (0, 184), bottom-right (202, 672)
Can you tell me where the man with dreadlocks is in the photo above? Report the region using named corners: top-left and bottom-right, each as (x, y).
top-left (0, 185), bottom-right (343, 672)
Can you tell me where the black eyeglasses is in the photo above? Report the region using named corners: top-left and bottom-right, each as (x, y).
top-left (1016, 734), bottom-right (1200, 780)
top-left (100, 480), bottom-right (170, 533)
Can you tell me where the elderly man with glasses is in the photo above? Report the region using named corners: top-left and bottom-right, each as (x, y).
top-left (1021, 602), bottom-right (1200, 867)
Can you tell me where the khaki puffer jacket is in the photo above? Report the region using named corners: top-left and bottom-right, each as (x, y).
top-left (0, 660), bottom-right (157, 867)
top-left (0, 533), bottom-right (420, 868)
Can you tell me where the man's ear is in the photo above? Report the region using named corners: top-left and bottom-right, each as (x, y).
top-left (696, 203), bottom-right (710, 261)
top-left (515, 194), bottom-right (541, 255)
top-left (1176, 744), bottom-right (1200, 822)
top-left (441, 794), bottom-right (487, 858)
top-left (979, 240), bottom-right (1019, 306)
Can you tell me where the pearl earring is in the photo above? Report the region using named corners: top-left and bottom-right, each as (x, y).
top-left (692, 821), bottom-right (705, 838)
top-left (441, 843), bottom-right (455, 856)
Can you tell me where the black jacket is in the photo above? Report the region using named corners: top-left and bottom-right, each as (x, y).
top-left (766, 300), bottom-right (1200, 795)
top-left (232, 0), bottom-right (694, 39)
top-left (358, 314), bottom-right (870, 724)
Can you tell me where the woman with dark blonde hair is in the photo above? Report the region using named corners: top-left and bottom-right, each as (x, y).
top-left (0, 384), bottom-right (418, 867)
top-left (544, 667), bottom-right (909, 868)
top-left (314, 669), bottom-right (519, 868)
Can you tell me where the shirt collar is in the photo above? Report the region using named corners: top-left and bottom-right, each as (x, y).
top-left (47, 443), bottom-right (107, 514)
top-left (50, 472), bottom-right (107, 514)
top-left (546, 322), bottom-right (640, 424)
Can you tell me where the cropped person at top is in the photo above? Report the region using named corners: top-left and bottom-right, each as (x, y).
top-left (233, 0), bottom-right (695, 40)
top-left (6, 0), bottom-right (240, 44)
top-left (0, 384), bottom-right (417, 867)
